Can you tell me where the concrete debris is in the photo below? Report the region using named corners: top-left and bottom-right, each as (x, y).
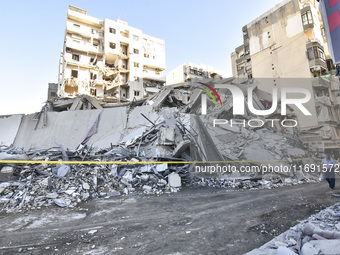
top-left (0, 144), bottom-right (190, 212)
top-left (246, 202), bottom-right (340, 255)
top-left (0, 78), bottom-right (322, 212)
top-left (168, 173), bottom-right (181, 188)
top-left (301, 240), bottom-right (340, 255)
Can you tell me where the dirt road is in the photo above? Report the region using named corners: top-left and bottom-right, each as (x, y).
top-left (1, 181), bottom-right (339, 255)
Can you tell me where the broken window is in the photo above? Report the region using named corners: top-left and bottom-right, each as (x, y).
top-left (144, 53), bottom-right (149, 58)
top-left (134, 91), bottom-right (140, 96)
top-left (302, 11), bottom-right (313, 26)
top-left (133, 48), bottom-right (139, 54)
top-left (90, 88), bottom-right (97, 96)
top-left (72, 54), bottom-right (80, 61)
top-left (71, 70), bottom-right (78, 78)
top-left (93, 39), bottom-right (99, 47)
top-left (133, 35), bottom-right (139, 41)
top-left (109, 27), bottom-right (116, 34)
top-left (134, 62), bottom-right (139, 68)
top-left (109, 42), bottom-right (116, 49)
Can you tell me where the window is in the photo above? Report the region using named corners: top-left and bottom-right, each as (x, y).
top-left (71, 70), bottom-right (78, 78)
top-left (307, 46), bottom-right (326, 61)
top-left (109, 42), bottom-right (116, 49)
top-left (73, 23), bottom-right (80, 28)
top-left (134, 62), bottom-right (139, 68)
top-left (90, 73), bottom-right (97, 80)
top-left (307, 47), bottom-right (314, 60)
top-left (109, 27), bottom-right (116, 34)
top-left (72, 54), bottom-right (79, 61)
top-left (302, 11), bottom-right (313, 26)
top-left (133, 48), bottom-right (139, 54)
top-left (120, 30), bottom-right (129, 38)
top-left (134, 91), bottom-right (140, 96)
top-left (243, 30), bottom-right (248, 41)
top-left (133, 35), bottom-right (139, 41)
top-left (318, 48), bottom-right (326, 61)
top-left (244, 45), bottom-right (250, 55)
top-left (93, 40), bottom-right (99, 47)
top-left (144, 53), bottom-right (149, 58)
top-left (90, 88), bottom-right (97, 96)
top-left (50, 92), bottom-right (56, 97)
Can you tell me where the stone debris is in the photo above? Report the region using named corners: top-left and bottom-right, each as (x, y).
top-left (0, 144), bottom-right (191, 212)
top-left (246, 202), bottom-right (340, 255)
top-left (0, 79), bottom-right (322, 213)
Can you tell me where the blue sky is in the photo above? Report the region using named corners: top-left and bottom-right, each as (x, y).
top-left (0, 0), bottom-right (284, 115)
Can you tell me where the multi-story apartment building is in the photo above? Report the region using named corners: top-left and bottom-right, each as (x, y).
top-left (58, 5), bottom-right (166, 102)
top-left (231, 0), bottom-right (331, 80)
top-left (166, 63), bottom-right (222, 85)
top-left (231, 0), bottom-right (340, 155)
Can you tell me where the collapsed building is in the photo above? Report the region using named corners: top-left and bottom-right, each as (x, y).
top-left (0, 78), bottom-right (319, 212)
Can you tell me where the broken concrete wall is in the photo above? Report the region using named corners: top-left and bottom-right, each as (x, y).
top-left (13, 108), bottom-right (127, 150)
top-left (0, 115), bottom-right (23, 146)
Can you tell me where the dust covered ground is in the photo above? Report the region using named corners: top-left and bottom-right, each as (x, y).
top-left (0, 180), bottom-right (339, 255)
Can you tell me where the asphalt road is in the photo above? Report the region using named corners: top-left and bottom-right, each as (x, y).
top-left (1, 180), bottom-right (339, 255)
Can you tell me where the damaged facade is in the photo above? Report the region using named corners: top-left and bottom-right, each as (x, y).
top-left (231, 0), bottom-right (340, 156)
top-left (0, 77), bottom-right (321, 212)
top-left (58, 5), bottom-right (166, 103)
top-left (166, 63), bottom-right (223, 85)
top-left (231, 0), bottom-right (331, 80)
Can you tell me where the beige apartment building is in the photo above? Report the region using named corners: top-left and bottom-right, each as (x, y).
top-left (58, 5), bottom-right (166, 102)
top-left (231, 0), bottom-right (340, 155)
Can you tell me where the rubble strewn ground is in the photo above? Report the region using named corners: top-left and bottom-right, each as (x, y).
top-left (1, 78), bottom-right (339, 253)
top-left (0, 181), bottom-right (338, 254)
top-left (247, 201), bottom-right (340, 255)
top-left (0, 143), bottom-right (320, 213)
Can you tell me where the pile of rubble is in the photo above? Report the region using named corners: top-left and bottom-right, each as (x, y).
top-left (191, 175), bottom-right (318, 190)
top-left (0, 78), bottom-right (321, 212)
top-left (247, 202), bottom-right (340, 255)
top-left (0, 145), bottom-right (188, 212)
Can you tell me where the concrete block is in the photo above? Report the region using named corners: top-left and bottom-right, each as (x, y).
top-left (168, 173), bottom-right (181, 188)
top-left (301, 240), bottom-right (340, 255)
top-left (156, 145), bottom-right (173, 157)
top-left (158, 127), bottom-right (175, 145)
top-left (1, 166), bottom-right (14, 174)
top-left (277, 246), bottom-right (297, 255)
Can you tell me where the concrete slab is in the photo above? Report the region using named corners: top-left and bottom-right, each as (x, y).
top-left (13, 107), bottom-right (127, 150)
top-left (301, 240), bottom-right (340, 255)
top-left (0, 115), bottom-right (23, 146)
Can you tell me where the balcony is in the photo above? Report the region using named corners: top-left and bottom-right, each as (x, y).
top-left (65, 37), bottom-right (103, 55)
top-left (66, 21), bottom-right (103, 40)
top-left (306, 41), bottom-right (328, 74)
top-left (312, 77), bottom-right (331, 89)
